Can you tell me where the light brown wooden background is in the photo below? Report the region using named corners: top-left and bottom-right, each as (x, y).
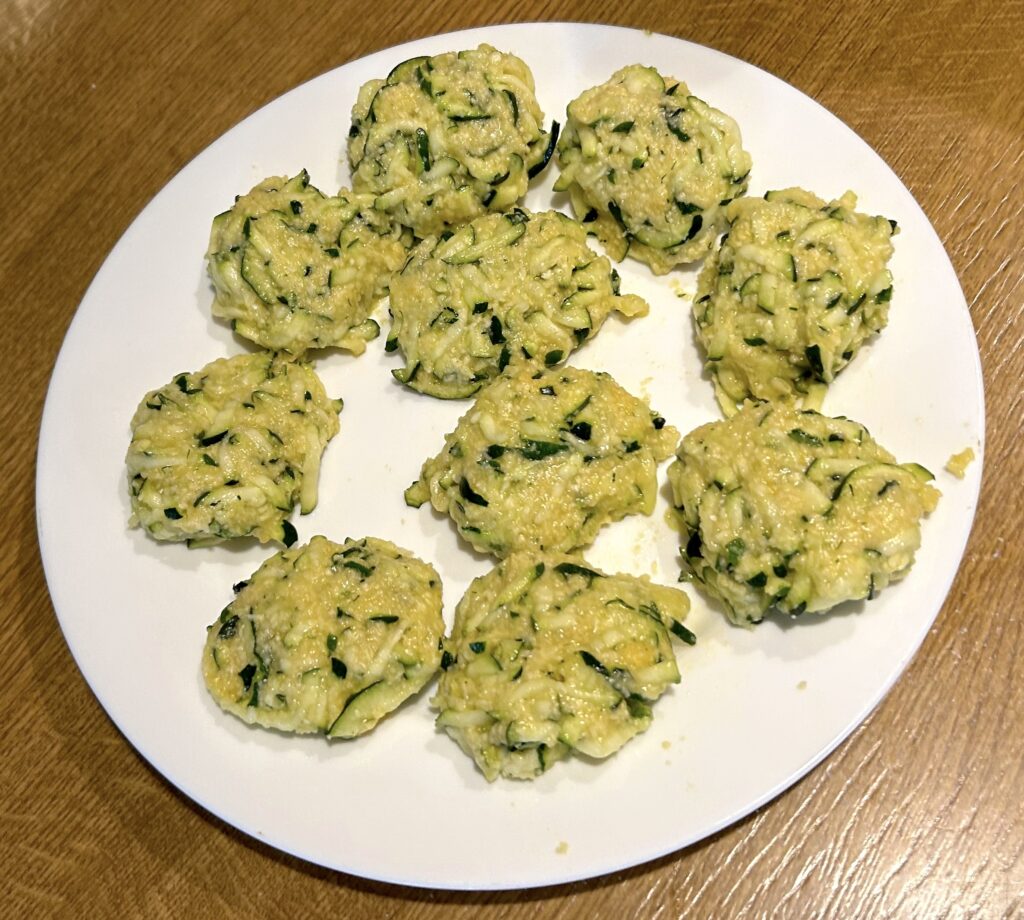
top-left (3, 1), bottom-right (1022, 916)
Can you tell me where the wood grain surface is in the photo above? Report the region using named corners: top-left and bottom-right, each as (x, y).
top-left (2, 1), bottom-right (1022, 916)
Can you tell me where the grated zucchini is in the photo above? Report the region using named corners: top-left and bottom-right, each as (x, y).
top-left (555, 64), bottom-right (752, 274)
top-left (388, 208), bottom-right (648, 398)
top-left (433, 552), bottom-right (692, 780)
top-left (667, 402), bottom-right (940, 626)
top-left (404, 364), bottom-right (679, 557)
top-left (203, 535), bottom-right (444, 737)
top-left (126, 352), bottom-right (341, 545)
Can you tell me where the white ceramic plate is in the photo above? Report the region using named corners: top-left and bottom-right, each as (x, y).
top-left (37, 23), bottom-right (984, 890)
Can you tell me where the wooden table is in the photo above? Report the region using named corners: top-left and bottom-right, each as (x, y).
top-left (3, 1), bottom-right (1021, 915)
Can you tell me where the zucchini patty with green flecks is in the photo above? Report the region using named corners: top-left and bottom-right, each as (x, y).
top-left (555, 64), bottom-right (751, 274)
top-left (433, 553), bottom-right (693, 781)
top-left (387, 207), bottom-right (648, 398)
top-left (204, 535), bottom-right (444, 737)
top-left (405, 364), bottom-right (679, 557)
top-left (667, 402), bottom-right (939, 626)
top-left (348, 44), bottom-right (557, 237)
top-left (206, 170), bottom-right (408, 355)
top-left (126, 352), bottom-right (341, 546)
top-left (693, 188), bottom-right (897, 415)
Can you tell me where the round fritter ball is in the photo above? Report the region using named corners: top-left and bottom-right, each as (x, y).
top-left (204, 535), bottom-right (444, 738)
top-left (347, 45), bottom-right (556, 237)
top-left (433, 553), bottom-right (692, 781)
top-left (554, 64), bottom-right (752, 274)
top-left (404, 364), bottom-right (679, 557)
top-left (206, 170), bottom-right (409, 355)
top-left (666, 402), bottom-right (940, 627)
top-left (693, 188), bottom-right (897, 415)
top-left (387, 207), bottom-right (648, 398)
top-left (126, 352), bottom-right (341, 546)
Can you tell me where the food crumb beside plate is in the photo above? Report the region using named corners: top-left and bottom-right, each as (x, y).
top-left (797, 680), bottom-right (808, 690)
top-left (945, 447), bottom-right (976, 479)
top-left (555, 841), bottom-right (569, 855)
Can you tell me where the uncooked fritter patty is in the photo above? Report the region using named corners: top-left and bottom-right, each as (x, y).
top-left (206, 170), bottom-right (408, 355)
top-left (387, 207), bottom-right (647, 398)
top-left (555, 64), bottom-right (751, 274)
top-left (348, 45), bottom-right (556, 237)
top-left (204, 535), bottom-right (444, 737)
top-left (404, 363), bottom-right (678, 557)
top-left (667, 402), bottom-right (939, 626)
top-left (692, 187), bottom-right (897, 415)
top-left (434, 552), bottom-right (693, 780)
top-left (126, 351), bottom-right (340, 545)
